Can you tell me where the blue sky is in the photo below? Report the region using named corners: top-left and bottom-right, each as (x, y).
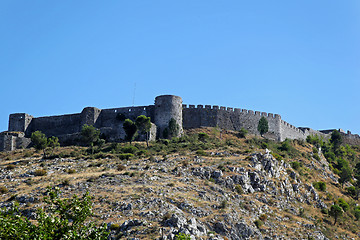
top-left (1, 1), bottom-right (359, 134)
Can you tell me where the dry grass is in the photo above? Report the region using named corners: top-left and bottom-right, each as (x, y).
top-left (0, 129), bottom-right (359, 239)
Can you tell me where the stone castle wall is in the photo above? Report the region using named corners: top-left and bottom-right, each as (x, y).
top-left (279, 120), bottom-right (308, 141)
top-left (182, 105), bottom-right (283, 140)
top-left (0, 132), bottom-right (31, 151)
top-left (2, 94), bottom-right (360, 151)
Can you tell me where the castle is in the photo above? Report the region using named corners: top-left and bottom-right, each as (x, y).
top-left (1, 95), bottom-right (359, 151)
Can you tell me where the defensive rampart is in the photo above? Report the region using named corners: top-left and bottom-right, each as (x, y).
top-left (182, 104), bottom-right (283, 140)
top-left (1, 94), bottom-right (359, 151)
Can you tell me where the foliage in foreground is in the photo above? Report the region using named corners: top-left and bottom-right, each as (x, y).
top-left (0, 187), bottom-right (108, 240)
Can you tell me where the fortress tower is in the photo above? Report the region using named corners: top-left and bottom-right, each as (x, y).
top-left (8, 113), bottom-right (33, 136)
top-left (154, 95), bottom-right (183, 138)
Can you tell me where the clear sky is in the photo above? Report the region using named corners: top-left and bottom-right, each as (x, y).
top-left (1, 1), bottom-right (359, 134)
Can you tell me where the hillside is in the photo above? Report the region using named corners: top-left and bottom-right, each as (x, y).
top-left (1, 128), bottom-right (360, 239)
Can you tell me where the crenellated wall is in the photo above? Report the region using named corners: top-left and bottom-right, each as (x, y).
top-left (182, 104), bottom-right (282, 140)
top-left (3, 94), bottom-right (359, 151)
top-left (279, 120), bottom-right (307, 141)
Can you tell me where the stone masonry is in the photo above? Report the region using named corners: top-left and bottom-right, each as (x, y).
top-left (0, 95), bottom-right (359, 151)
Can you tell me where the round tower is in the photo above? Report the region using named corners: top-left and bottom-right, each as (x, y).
top-left (154, 95), bottom-right (183, 138)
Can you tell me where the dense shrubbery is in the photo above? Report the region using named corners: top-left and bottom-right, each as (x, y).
top-left (307, 132), bottom-right (359, 192)
top-left (313, 181), bottom-right (326, 191)
top-left (0, 187), bottom-right (108, 239)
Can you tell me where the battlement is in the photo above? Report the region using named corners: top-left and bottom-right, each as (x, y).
top-left (182, 104), bottom-right (281, 119)
top-left (5, 94), bottom-right (358, 151)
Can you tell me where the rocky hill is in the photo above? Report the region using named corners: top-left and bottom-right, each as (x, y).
top-left (1, 128), bottom-right (360, 239)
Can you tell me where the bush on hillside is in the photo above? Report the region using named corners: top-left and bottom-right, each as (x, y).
top-left (0, 187), bottom-right (108, 239)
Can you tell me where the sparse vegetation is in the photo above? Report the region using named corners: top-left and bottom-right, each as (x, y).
top-left (313, 181), bottom-right (326, 192)
top-left (1, 127), bottom-right (360, 239)
top-left (0, 186), bottom-right (9, 194)
top-left (33, 169), bottom-right (47, 176)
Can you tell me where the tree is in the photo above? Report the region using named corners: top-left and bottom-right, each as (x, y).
top-left (47, 136), bottom-right (60, 156)
top-left (0, 187), bottom-right (108, 239)
top-left (123, 119), bottom-right (137, 145)
top-left (257, 117), bottom-right (269, 137)
top-left (163, 118), bottom-right (179, 139)
top-left (81, 124), bottom-right (100, 147)
top-left (329, 204), bottom-right (343, 225)
top-left (31, 131), bottom-right (48, 158)
top-left (330, 130), bottom-right (343, 153)
top-left (337, 198), bottom-right (349, 212)
top-left (135, 115), bottom-right (151, 147)
top-left (339, 166), bottom-right (352, 188)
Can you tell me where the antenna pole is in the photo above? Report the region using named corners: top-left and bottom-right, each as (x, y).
top-left (132, 83), bottom-right (136, 106)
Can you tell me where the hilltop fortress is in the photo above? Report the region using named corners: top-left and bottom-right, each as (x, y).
top-left (1, 95), bottom-right (359, 151)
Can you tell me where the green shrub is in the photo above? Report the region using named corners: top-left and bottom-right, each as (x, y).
top-left (313, 181), bottom-right (326, 191)
top-left (34, 169), bottom-right (47, 176)
top-left (354, 206), bottom-right (360, 220)
top-left (299, 207), bottom-right (305, 217)
top-left (254, 219), bottom-right (263, 228)
top-left (118, 153), bottom-right (134, 160)
top-left (237, 128), bottom-right (248, 138)
top-left (306, 135), bottom-right (324, 148)
top-left (321, 208), bottom-right (328, 214)
top-left (61, 179), bottom-right (70, 186)
top-left (175, 233), bottom-right (191, 240)
top-left (66, 169), bottom-right (76, 174)
top-left (110, 223), bottom-right (120, 230)
top-left (0, 186), bottom-right (9, 194)
top-left (338, 198), bottom-right (349, 212)
top-left (121, 145), bottom-right (138, 154)
top-left (272, 153), bottom-right (283, 161)
top-left (6, 164), bottom-right (16, 170)
top-left (324, 151), bottom-right (336, 163)
top-left (261, 142), bottom-right (268, 149)
top-left (312, 147), bottom-right (318, 154)
top-left (313, 153), bottom-right (320, 161)
top-left (219, 200), bottom-right (228, 209)
top-left (259, 214), bottom-right (267, 221)
top-left (346, 186), bottom-right (357, 197)
top-left (23, 151), bottom-right (32, 158)
top-left (291, 161), bottom-right (301, 170)
top-left (279, 140), bottom-right (291, 152)
top-left (198, 133), bottom-right (209, 142)
top-left (196, 149), bottom-right (207, 156)
top-left (0, 187), bottom-right (108, 239)
top-left (117, 165), bottom-right (126, 171)
top-left (235, 184), bottom-right (243, 194)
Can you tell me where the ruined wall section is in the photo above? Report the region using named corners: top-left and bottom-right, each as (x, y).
top-left (81, 107), bottom-right (101, 127)
top-left (98, 105), bottom-right (154, 142)
top-left (8, 113), bottom-right (33, 136)
top-left (182, 105), bottom-right (282, 140)
top-left (0, 132), bottom-right (31, 151)
top-left (29, 113), bottom-right (82, 138)
top-left (341, 131), bottom-right (360, 146)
